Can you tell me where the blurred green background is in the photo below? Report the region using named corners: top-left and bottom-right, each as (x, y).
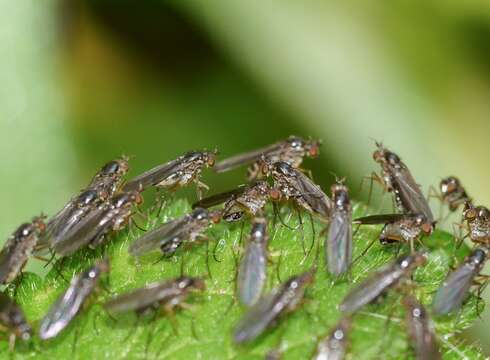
top-left (1, 0), bottom-right (490, 355)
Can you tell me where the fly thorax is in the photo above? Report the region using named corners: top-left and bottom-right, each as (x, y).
top-left (161, 237), bottom-right (181, 254)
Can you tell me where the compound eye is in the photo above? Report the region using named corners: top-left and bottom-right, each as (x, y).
top-left (465, 208), bottom-right (477, 221)
top-left (269, 188), bottom-right (281, 201)
top-left (421, 223), bottom-right (432, 234)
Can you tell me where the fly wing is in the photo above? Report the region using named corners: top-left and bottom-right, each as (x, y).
top-left (214, 142), bottom-right (283, 173)
top-left (104, 282), bottom-right (180, 313)
top-left (326, 211), bottom-right (352, 276)
top-left (354, 214), bottom-right (406, 225)
top-left (192, 186), bottom-right (247, 209)
top-left (294, 172), bottom-right (332, 218)
top-left (339, 265), bottom-right (403, 314)
top-left (39, 274), bottom-right (96, 340)
top-left (129, 217), bottom-right (187, 256)
top-left (123, 158), bottom-right (181, 192)
top-left (393, 168), bottom-right (434, 222)
top-left (0, 243), bottom-right (17, 283)
top-left (53, 207), bottom-right (110, 257)
top-left (233, 290), bottom-right (282, 343)
top-left (237, 242), bottom-right (267, 306)
top-left (432, 265), bottom-right (477, 315)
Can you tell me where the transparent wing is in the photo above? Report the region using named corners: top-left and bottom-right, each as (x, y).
top-left (394, 168), bottom-right (434, 222)
top-left (354, 213), bottom-right (406, 225)
top-left (53, 207), bottom-right (110, 257)
top-left (294, 171), bottom-right (332, 218)
top-left (129, 217), bottom-right (188, 256)
top-left (432, 265), bottom-right (476, 315)
top-left (238, 242), bottom-right (267, 306)
top-left (326, 211), bottom-right (352, 276)
top-left (192, 186), bottom-right (246, 209)
top-left (214, 142), bottom-right (282, 173)
top-left (39, 274), bottom-right (95, 340)
top-left (123, 158), bottom-right (181, 192)
top-left (104, 282), bottom-right (180, 313)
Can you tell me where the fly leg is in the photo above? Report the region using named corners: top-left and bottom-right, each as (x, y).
top-left (195, 180), bottom-right (210, 201)
top-left (360, 172), bottom-right (385, 207)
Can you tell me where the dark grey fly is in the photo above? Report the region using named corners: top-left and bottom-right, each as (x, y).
top-left (438, 176), bottom-right (470, 212)
top-left (403, 295), bottom-right (441, 360)
top-left (339, 252), bottom-right (426, 314)
top-left (0, 292), bottom-right (31, 350)
top-left (326, 181), bottom-right (352, 277)
top-left (0, 216), bottom-right (46, 284)
top-left (432, 248), bottom-right (487, 316)
top-left (42, 156), bottom-right (129, 249)
top-left (122, 150), bottom-right (216, 197)
top-left (39, 260), bottom-right (109, 340)
top-left (129, 208), bottom-right (220, 257)
top-left (237, 217), bottom-right (268, 306)
top-left (265, 161), bottom-right (331, 221)
top-left (354, 213), bottom-right (433, 251)
top-left (104, 277), bottom-right (205, 315)
top-left (372, 142), bottom-right (434, 230)
top-left (192, 181), bottom-right (271, 222)
top-left (233, 270), bottom-right (314, 344)
top-left (462, 203), bottom-right (490, 247)
top-left (214, 136), bottom-right (320, 180)
top-left (312, 318), bottom-right (351, 360)
top-left (53, 190), bottom-right (143, 257)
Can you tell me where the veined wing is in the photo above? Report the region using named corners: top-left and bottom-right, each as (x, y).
top-left (238, 241), bottom-right (267, 306)
top-left (104, 281), bottom-right (181, 313)
top-left (123, 158), bottom-right (181, 192)
top-left (326, 211), bottom-right (352, 276)
top-left (129, 216), bottom-right (188, 256)
top-left (192, 185), bottom-right (247, 209)
top-left (39, 273), bottom-right (96, 340)
top-left (339, 265), bottom-right (404, 314)
top-left (432, 265), bottom-right (477, 315)
top-left (354, 214), bottom-right (406, 225)
top-left (294, 171), bottom-right (331, 218)
top-left (214, 142), bottom-right (283, 173)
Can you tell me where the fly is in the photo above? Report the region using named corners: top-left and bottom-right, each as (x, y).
top-left (325, 180), bottom-right (352, 277)
top-left (214, 136), bottom-right (320, 179)
top-left (264, 161), bottom-right (331, 221)
top-left (339, 252), bottom-right (426, 314)
top-left (237, 217), bottom-right (268, 306)
top-left (192, 181), bottom-right (271, 222)
top-left (312, 318), bottom-right (351, 360)
top-left (123, 150), bottom-right (216, 198)
top-left (403, 295), bottom-right (441, 360)
top-left (233, 270), bottom-right (314, 344)
top-left (0, 216), bottom-right (46, 284)
top-left (129, 208), bottom-right (220, 257)
top-left (53, 190), bottom-right (143, 257)
top-left (0, 292), bottom-right (31, 350)
top-left (462, 202), bottom-right (490, 247)
top-left (438, 176), bottom-right (470, 212)
top-left (354, 213), bottom-right (432, 252)
top-left (371, 142), bottom-right (434, 230)
top-left (432, 247), bottom-right (488, 316)
top-left (104, 277), bottom-right (205, 316)
top-left (42, 156), bottom-right (129, 249)
top-left (39, 259), bottom-right (110, 340)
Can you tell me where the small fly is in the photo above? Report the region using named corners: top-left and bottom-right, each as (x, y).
top-left (0, 292), bottom-right (31, 350)
top-left (432, 247), bottom-right (488, 316)
top-left (312, 318), bottom-right (351, 360)
top-left (354, 213), bottom-right (432, 252)
top-left (233, 270), bottom-right (314, 344)
top-left (42, 156), bottom-right (129, 249)
top-left (214, 136), bottom-right (320, 179)
top-left (0, 216), bottom-right (46, 284)
top-left (403, 295), bottom-right (441, 360)
top-left (39, 259), bottom-right (110, 340)
top-left (129, 208), bottom-right (220, 257)
top-left (370, 142), bottom-right (434, 231)
top-left (123, 150), bottom-right (216, 198)
top-left (438, 176), bottom-right (470, 212)
top-left (104, 277), bottom-right (205, 317)
top-left (339, 252), bottom-right (426, 314)
top-left (325, 180), bottom-right (352, 277)
top-left (263, 161), bottom-right (331, 221)
top-left (192, 181), bottom-right (271, 222)
top-left (237, 217), bottom-right (268, 306)
top-left (53, 190), bottom-right (143, 257)
top-left (462, 202), bottom-right (490, 247)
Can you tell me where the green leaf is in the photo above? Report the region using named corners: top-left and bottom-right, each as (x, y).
top-left (7, 200), bottom-right (486, 359)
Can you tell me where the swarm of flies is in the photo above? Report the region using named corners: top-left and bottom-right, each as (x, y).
top-left (0, 137), bottom-right (488, 360)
